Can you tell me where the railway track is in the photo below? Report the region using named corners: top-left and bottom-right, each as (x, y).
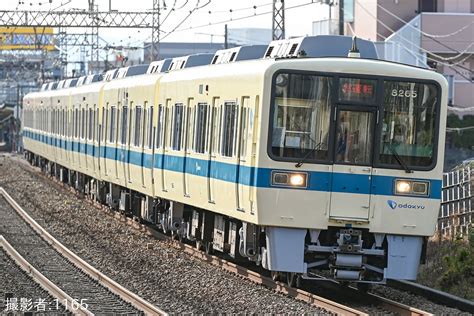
top-left (30, 170), bottom-right (432, 315)
top-left (0, 187), bottom-right (166, 316)
top-left (0, 246), bottom-right (71, 315)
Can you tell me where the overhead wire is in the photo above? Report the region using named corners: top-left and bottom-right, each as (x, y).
top-left (162, 0), bottom-right (319, 34)
top-left (354, 0), bottom-right (473, 81)
top-left (376, 3), bottom-right (474, 61)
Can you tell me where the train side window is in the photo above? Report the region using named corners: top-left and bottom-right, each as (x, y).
top-left (194, 102), bottom-right (208, 154)
top-left (109, 106), bottom-right (117, 143)
top-left (102, 107), bottom-right (107, 142)
top-left (220, 101), bottom-right (238, 157)
top-left (120, 106), bottom-right (128, 145)
top-left (87, 108), bottom-right (94, 140)
top-left (239, 106), bottom-right (248, 159)
top-left (172, 103), bottom-right (184, 151)
top-left (81, 108), bottom-right (86, 139)
top-left (134, 106), bottom-right (143, 147)
top-left (147, 105), bottom-right (154, 149)
top-left (74, 108), bottom-right (79, 138)
top-left (156, 105), bottom-right (163, 148)
top-left (94, 106), bottom-right (98, 141)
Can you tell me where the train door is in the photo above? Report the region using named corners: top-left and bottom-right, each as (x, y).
top-left (141, 103), bottom-right (151, 188)
top-left (118, 103), bottom-right (129, 184)
top-left (101, 106), bottom-right (108, 177)
top-left (329, 107), bottom-right (376, 221)
top-left (160, 99), bottom-right (171, 192)
top-left (207, 97), bottom-right (220, 203)
top-left (236, 97), bottom-right (250, 211)
top-left (93, 106), bottom-right (99, 174)
top-left (139, 103), bottom-right (147, 187)
top-left (183, 98), bottom-right (193, 196)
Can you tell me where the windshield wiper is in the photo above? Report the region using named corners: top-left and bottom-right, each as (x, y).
top-left (295, 141), bottom-right (323, 168)
top-left (387, 143), bottom-right (413, 173)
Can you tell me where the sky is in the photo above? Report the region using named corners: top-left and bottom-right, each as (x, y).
top-left (4, 0), bottom-right (331, 45)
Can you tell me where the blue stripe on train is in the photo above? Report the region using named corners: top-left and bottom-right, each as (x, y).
top-left (23, 131), bottom-right (442, 199)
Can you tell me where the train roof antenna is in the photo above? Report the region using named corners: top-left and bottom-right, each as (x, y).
top-left (348, 36), bottom-right (361, 58)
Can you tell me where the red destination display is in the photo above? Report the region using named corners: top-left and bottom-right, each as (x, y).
top-left (339, 78), bottom-right (377, 102)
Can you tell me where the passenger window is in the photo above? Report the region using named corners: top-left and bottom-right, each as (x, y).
top-left (94, 106), bottom-right (98, 141)
top-left (156, 105), bottom-right (163, 148)
top-left (88, 108), bottom-right (93, 140)
top-left (102, 107), bottom-right (107, 142)
top-left (147, 105), bottom-right (154, 149)
top-left (134, 106), bottom-right (143, 147)
top-left (194, 103), bottom-right (208, 154)
top-left (220, 101), bottom-right (238, 157)
top-left (239, 106), bottom-right (248, 158)
top-left (109, 106), bottom-right (116, 143)
top-left (81, 108), bottom-right (86, 139)
top-left (172, 103), bottom-right (184, 150)
top-left (74, 108), bottom-right (79, 138)
top-left (120, 106), bottom-right (128, 145)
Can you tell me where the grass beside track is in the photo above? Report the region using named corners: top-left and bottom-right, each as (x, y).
top-left (418, 234), bottom-right (474, 301)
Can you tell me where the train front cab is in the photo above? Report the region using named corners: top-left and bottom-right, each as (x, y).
top-left (252, 59), bottom-right (448, 284)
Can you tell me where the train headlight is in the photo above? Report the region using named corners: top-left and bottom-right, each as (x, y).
top-left (289, 173), bottom-right (305, 186)
top-left (271, 171), bottom-right (308, 188)
top-left (395, 180), bottom-right (411, 194)
top-left (394, 179), bottom-right (429, 196)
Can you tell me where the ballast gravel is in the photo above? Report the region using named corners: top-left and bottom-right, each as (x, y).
top-left (0, 248), bottom-right (70, 315)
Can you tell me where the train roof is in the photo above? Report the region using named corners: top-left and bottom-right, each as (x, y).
top-left (264, 35), bottom-right (378, 59)
top-left (211, 45), bottom-right (268, 64)
top-left (168, 53), bottom-right (214, 71)
top-left (147, 59), bottom-right (172, 74)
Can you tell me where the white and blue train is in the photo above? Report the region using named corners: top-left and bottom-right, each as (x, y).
top-left (22, 36), bottom-right (448, 286)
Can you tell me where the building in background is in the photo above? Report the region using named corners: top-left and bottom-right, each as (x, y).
top-left (313, 0), bottom-right (474, 113)
top-left (439, 159), bottom-right (473, 238)
top-left (144, 42), bottom-right (235, 62)
top-left (227, 28), bottom-right (272, 46)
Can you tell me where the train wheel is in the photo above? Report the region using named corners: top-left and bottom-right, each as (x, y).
top-left (286, 272), bottom-right (296, 287)
top-left (195, 240), bottom-right (202, 251)
top-left (204, 241), bottom-right (214, 255)
top-left (271, 271), bottom-right (280, 282)
top-left (286, 272), bottom-right (302, 288)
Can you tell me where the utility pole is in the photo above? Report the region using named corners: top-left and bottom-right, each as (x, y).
top-left (151, 0), bottom-right (161, 61)
top-left (272, 0), bottom-right (285, 40)
top-left (339, 0), bottom-right (344, 35)
top-left (88, 0), bottom-right (99, 73)
top-left (224, 24), bottom-right (228, 49)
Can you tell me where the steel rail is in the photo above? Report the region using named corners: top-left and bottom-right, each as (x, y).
top-left (0, 187), bottom-right (167, 316)
top-left (362, 291), bottom-right (432, 316)
top-left (388, 279), bottom-right (474, 314)
top-left (0, 235), bottom-right (93, 316)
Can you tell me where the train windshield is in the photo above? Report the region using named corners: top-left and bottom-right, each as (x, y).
top-left (270, 73), bottom-right (332, 161)
top-left (378, 81), bottom-right (438, 168)
top-left (269, 73), bottom-right (440, 169)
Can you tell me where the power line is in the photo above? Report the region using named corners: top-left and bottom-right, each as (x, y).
top-left (162, 1), bottom-right (319, 34)
top-left (355, 0), bottom-right (473, 81)
top-left (377, 4), bottom-right (474, 39)
top-left (376, 4), bottom-right (474, 62)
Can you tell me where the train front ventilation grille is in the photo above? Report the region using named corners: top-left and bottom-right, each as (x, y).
top-left (265, 46), bottom-right (274, 58)
top-left (288, 44), bottom-right (298, 56)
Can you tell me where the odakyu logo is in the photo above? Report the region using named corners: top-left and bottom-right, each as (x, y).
top-left (387, 200), bottom-right (425, 210)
